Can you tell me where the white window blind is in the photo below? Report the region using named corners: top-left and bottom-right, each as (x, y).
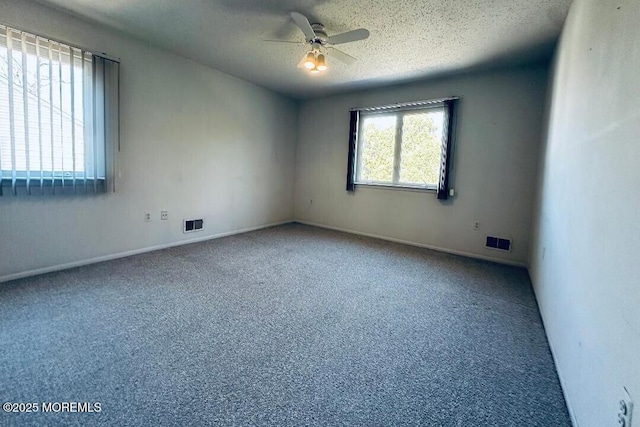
top-left (0, 24), bottom-right (119, 195)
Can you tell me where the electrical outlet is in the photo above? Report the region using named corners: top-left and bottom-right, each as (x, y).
top-left (473, 222), bottom-right (480, 231)
top-left (144, 212), bottom-right (151, 222)
top-left (161, 211), bottom-right (168, 220)
top-left (618, 387), bottom-right (634, 427)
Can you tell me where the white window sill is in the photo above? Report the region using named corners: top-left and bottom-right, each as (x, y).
top-left (355, 182), bottom-right (437, 193)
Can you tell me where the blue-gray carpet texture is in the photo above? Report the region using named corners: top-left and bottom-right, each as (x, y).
top-left (0, 223), bottom-right (570, 426)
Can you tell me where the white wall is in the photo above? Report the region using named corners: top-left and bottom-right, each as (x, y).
top-left (529, 1), bottom-right (640, 426)
top-left (294, 65), bottom-right (548, 265)
top-left (0, 0), bottom-right (297, 281)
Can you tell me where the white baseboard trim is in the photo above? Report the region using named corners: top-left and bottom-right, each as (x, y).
top-left (294, 220), bottom-right (527, 268)
top-left (1, 219), bottom-right (526, 282)
top-left (0, 220), bottom-right (294, 283)
top-left (528, 278), bottom-right (579, 427)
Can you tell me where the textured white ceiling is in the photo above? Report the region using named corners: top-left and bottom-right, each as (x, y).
top-left (33, 0), bottom-right (572, 99)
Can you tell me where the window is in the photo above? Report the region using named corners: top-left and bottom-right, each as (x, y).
top-left (346, 98), bottom-right (456, 199)
top-left (0, 24), bottom-right (119, 196)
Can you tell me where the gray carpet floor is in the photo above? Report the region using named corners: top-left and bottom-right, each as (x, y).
top-left (0, 223), bottom-right (570, 426)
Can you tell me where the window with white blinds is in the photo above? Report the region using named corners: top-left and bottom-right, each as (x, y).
top-left (0, 24), bottom-right (119, 195)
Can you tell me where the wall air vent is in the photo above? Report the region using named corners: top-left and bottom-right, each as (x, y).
top-left (485, 236), bottom-right (512, 252)
top-left (183, 219), bottom-right (204, 234)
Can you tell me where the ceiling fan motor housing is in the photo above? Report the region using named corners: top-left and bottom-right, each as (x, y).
top-left (310, 23), bottom-right (328, 44)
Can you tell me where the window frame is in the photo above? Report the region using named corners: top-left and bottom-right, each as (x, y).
top-left (354, 108), bottom-right (443, 191)
top-left (346, 97), bottom-right (457, 199)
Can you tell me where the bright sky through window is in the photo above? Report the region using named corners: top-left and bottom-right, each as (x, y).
top-left (0, 32), bottom-right (88, 176)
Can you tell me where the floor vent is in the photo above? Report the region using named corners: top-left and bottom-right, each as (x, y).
top-left (486, 236), bottom-right (511, 252)
top-left (183, 219), bottom-right (204, 233)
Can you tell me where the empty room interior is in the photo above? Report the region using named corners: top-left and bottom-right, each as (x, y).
top-left (0, 0), bottom-right (638, 425)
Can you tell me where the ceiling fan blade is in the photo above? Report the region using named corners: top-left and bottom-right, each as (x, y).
top-left (291, 12), bottom-right (316, 41)
top-left (263, 39), bottom-right (304, 45)
top-left (327, 47), bottom-right (357, 65)
top-left (327, 28), bottom-right (370, 45)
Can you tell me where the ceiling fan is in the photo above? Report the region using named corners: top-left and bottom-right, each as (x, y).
top-left (266, 12), bottom-right (370, 73)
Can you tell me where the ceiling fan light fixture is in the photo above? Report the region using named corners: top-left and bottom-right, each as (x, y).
top-left (316, 54), bottom-right (327, 71)
top-left (309, 66), bottom-right (320, 74)
top-left (303, 51), bottom-right (316, 69)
